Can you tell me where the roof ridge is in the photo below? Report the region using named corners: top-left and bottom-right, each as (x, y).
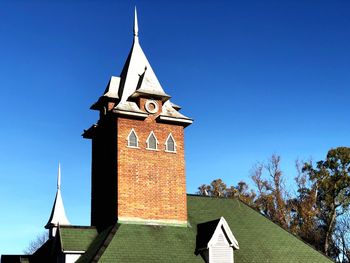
top-left (59, 225), bottom-right (96, 229)
top-left (91, 224), bottom-right (119, 263)
top-left (186, 193), bottom-right (232, 199)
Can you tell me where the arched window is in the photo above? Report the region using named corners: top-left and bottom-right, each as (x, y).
top-left (146, 131), bottom-right (158, 150)
top-left (165, 133), bottom-right (176, 152)
top-left (127, 129), bottom-right (139, 148)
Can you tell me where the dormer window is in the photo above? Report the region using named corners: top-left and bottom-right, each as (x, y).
top-left (146, 131), bottom-right (158, 150)
top-left (165, 133), bottom-right (176, 153)
top-left (127, 129), bottom-right (139, 148)
top-left (196, 217), bottom-right (239, 263)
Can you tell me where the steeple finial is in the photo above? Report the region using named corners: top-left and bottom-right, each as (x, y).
top-left (134, 6), bottom-right (139, 37)
top-left (57, 162), bottom-right (61, 190)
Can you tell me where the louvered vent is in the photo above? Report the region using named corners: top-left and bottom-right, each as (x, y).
top-left (210, 233), bottom-right (233, 263)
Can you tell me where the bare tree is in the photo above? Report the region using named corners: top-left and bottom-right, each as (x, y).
top-left (251, 155), bottom-right (291, 229)
top-left (265, 154), bottom-right (291, 228)
top-left (23, 232), bottom-right (48, 254)
top-left (334, 214), bottom-right (350, 263)
top-left (289, 159), bottom-right (323, 251)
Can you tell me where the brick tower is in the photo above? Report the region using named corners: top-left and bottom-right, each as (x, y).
top-left (83, 9), bottom-right (192, 230)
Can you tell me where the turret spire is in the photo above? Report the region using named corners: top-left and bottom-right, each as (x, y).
top-left (45, 163), bottom-right (70, 238)
top-left (57, 162), bottom-right (61, 190)
top-left (134, 6), bottom-right (138, 38)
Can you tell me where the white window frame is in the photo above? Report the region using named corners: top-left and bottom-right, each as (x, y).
top-left (146, 131), bottom-right (159, 151)
top-left (165, 133), bottom-right (177, 153)
top-left (127, 128), bottom-right (140, 148)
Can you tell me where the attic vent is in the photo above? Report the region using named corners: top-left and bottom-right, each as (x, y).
top-left (165, 134), bottom-right (176, 152)
top-left (210, 233), bottom-right (233, 263)
top-left (146, 131), bottom-right (158, 150)
top-left (127, 129), bottom-right (139, 148)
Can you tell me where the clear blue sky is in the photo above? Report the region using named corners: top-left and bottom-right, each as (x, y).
top-left (0, 0), bottom-right (349, 255)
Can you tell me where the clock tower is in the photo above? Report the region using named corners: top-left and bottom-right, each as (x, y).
top-left (83, 9), bottom-right (192, 230)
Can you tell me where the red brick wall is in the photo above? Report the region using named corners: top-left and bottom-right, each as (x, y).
top-left (117, 116), bottom-right (187, 224)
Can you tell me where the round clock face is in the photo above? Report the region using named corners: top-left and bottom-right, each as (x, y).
top-left (145, 100), bottom-right (159, 114)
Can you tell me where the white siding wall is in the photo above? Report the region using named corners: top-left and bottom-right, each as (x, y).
top-left (209, 233), bottom-right (233, 263)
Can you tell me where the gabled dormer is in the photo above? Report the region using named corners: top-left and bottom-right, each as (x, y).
top-left (196, 217), bottom-right (239, 263)
top-left (90, 76), bottom-right (121, 116)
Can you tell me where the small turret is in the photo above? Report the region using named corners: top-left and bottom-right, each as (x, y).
top-left (45, 163), bottom-right (70, 238)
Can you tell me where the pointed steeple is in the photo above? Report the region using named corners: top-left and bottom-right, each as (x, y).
top-left (134, 6), bottom-right (139, 38)
top-left (57, 162), bottom-right (61, 190)
top-left (86, 8), bottom-right (192, 127)
top-left (45, 163), bottom-right (70, 238)
top-left (117, 7), bottom-right (170, 104)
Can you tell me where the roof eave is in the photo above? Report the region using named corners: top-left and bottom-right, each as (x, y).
top-left (157, 115), bottom-right (193, 127)
top-left (90, 96), bottom-right (119, 111)
top-left (112, 109), bottom-right (148, 119)
top-left (82, 124), bottom-right (98, 139)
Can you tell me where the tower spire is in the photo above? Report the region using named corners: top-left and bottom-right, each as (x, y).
top-left (134, 6), bottom-right (139, 38)
top-left (45, 163), bottom-right (70, 238)
top-left (57, 162), bottom-right (61, 190)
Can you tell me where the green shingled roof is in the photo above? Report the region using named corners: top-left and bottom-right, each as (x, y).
top-left (59, 226), bottom-right (98, 252)
top-left (75, 195), bottom-right (332, 263)
top-left (97, 224), bottom-right (202, 262)
top-left (187, 195), bottom-right (332, 263)
top-left (76, 225), bottom-right (114, 262)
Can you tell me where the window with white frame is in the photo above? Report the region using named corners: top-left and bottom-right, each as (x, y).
top-left (165, 133), bottom-right (176, 152)
top-left (127, 129), bottom-right (139, 148)
top-left (146, 131), bottom-right (158, 150)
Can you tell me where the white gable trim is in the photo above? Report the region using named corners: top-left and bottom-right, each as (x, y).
top-left (63, 250), bottom-right (85, 253)
top-left (208, 217), bottom-right (239, 250)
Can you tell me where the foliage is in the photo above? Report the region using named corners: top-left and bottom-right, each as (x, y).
top-left (197, 179), bottom-right (255, 205)
top-left (302, 147), bottom-right (350, 257)
top-left (197, 147), bottom-right (350, 262)
top-left (289, 160), bottom-right (323, 251)
top-left (250, 155), bottom-right (291, 229)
